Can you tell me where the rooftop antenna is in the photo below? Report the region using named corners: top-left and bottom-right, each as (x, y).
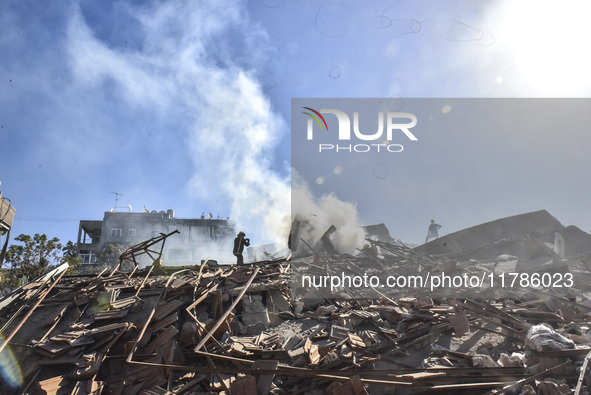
top-left (110, 192), bottom-right (122, 211)
top-left (110, 192), bottom-right (133, 212)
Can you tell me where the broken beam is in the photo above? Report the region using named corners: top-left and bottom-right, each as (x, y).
top-left (194, 266), bottom-right (260, 352)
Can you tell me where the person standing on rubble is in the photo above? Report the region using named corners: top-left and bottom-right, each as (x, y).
top-left (425, 220), bottom-right (442, 243)
top-left (233, 231), bottom-right (250, 266)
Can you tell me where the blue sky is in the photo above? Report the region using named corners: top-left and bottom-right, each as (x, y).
top-left (1, 0), bottom-right (591, 250)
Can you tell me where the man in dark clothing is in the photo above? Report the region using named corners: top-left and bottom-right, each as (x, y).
top-left (233, 231), bottom-right (250, 266)
top-left (425, 220), bottom-right (442, 243)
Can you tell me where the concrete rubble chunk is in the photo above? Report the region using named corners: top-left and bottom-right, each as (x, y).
top-left (241, 294), bottom-right (271, 328)
top-left (472, 354), bottom-right (498, 368)
top-left (498, 352), bottom-right (525, 367)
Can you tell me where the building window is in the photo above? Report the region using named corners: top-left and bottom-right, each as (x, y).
top-left (111, 228), bottom-right (122, 238)
top-left (79, 253), bottom-right (96, 264)
top-left (129, 229), bottom-right (136, 236)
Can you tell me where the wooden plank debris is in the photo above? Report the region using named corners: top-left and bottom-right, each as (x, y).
top-left (1, 232), bottom-right (590, 394)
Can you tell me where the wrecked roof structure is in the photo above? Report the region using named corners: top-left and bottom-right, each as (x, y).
top-left (414, 210), bottom-right (591, 261)
top-left (1, 211), bottom-right (591, 394)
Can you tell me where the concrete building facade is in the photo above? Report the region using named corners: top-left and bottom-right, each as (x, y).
top-left (77, 210), bottom-right (236, 266)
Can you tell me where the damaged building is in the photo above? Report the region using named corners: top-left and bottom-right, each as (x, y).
top-left (76, 210), bottom-right (236, 266)
top-left (1, 210), bottom-right (591, 394)
top-left (414, 210), bottom-right (591, 261)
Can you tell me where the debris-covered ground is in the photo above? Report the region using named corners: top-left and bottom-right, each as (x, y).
top-left (2, 210), bottom-right (591, 395)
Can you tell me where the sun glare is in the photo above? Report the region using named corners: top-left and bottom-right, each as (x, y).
top-left (0, 335), bottom-right (23, 389)
top-left (494, 1), bottom-right (591, 95)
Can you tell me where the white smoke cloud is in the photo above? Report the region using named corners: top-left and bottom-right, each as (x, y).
top-left (64, 1), bottom-right (291, 246)
top-left (63, 0), bottom-right (369, 255)
top-left (185, 70), bottom-right (291, 246)
top-left (292, 170), bottom-right (365, 254)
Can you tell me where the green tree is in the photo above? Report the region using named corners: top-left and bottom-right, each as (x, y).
top-left (96, 243), bottom-right (127, 266)
top-left (62, 241), bottom-right (82, 274)
top-left (5, 234), bottom-right (63, 281)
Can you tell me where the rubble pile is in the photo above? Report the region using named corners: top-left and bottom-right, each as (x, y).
top-left (0, 260), bottom-right (591, 394)
top-left (1, 210), bottom-right (591, 394)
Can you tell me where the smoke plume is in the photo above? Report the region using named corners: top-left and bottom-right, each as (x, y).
top-left (291, 170), bottom-right (366, 255)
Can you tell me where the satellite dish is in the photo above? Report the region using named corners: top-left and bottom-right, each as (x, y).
top-left (208, 212), bottom-right (213, 219)
top-left (128, 204), bottom-right (133, 211)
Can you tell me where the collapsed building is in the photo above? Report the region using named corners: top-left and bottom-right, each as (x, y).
top-left (414, 210), bottom-right (591, 262)
top-left (1, 210), bottom-right (591, 394)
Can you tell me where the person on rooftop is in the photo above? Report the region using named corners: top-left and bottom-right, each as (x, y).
top-left (425, 219), bottom-right (442, 243)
